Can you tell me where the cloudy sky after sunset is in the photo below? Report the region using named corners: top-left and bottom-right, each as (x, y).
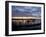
top-left (12, 6), bottom-right (41, 17)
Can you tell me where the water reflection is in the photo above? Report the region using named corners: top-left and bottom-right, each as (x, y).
top-left (12, 19), bottom-right (41, 31)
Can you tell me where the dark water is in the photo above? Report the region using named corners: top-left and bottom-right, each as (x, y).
top-left (12, 22), bottom-right (41, 31)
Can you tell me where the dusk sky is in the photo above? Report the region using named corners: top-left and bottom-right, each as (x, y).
top-left (12, 6), bottom-right (41, 17)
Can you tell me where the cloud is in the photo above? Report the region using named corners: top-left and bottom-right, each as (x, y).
top-left (12, 6), bottom-right (41, 17)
